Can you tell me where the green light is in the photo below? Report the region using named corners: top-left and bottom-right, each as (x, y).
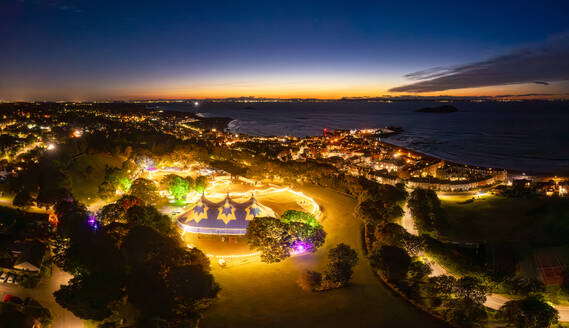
top-left (168, 177), bottom-right (190, 200)
top-left (118, 177), bottom-right (132, 193)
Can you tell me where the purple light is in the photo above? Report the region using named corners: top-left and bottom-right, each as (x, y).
top-left (293, 242), bottom-right (311, 254)
top-left (87, 215), bottom-right (98, 230)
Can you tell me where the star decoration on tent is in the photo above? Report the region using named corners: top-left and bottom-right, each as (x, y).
top-left (248, 205), bottom-right (261, 218)
top-left (193, 204), bottom-right (205, 215)
top-left (219, 204), bottom-right (234, 224)
top-left (221, 204), bottom-right (233, 217)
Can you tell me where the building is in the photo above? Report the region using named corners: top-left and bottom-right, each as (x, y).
top-left (177, 194), bottom-right (274, 235)
top-left (2, 241), bottom-right (47, 273)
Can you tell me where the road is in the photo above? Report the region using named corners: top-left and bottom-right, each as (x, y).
top-left (401, 193), bottom-right (447, 277)
top-left (0, 267), bottom-right (83, 327)
top-left (0, 196), bottom-right (49, 214)
top-left (401, 195), bottom-right (569, 321)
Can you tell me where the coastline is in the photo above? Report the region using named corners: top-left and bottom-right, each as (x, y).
top-left (160, 103), bottom-right (568, 177)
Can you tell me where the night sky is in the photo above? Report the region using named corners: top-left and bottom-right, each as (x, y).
top-left (1, 0), bottom-right (569, 100)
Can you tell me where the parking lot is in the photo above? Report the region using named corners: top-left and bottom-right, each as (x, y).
top-left (0, 271), bottom-right (23, 286)
top-left (0, 267), bottom-right (83, 327)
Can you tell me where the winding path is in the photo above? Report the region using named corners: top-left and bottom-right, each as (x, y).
top-left (400, 196), bottom-right (569, 321)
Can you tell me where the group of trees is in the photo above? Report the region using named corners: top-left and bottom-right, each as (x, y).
top-left (366, 187), bottom-right (560, 328)
top-left (407, 188), bottom-right (447, 235)
top-left (9, 155), bottom-right (73, 209)
top-left (159, 174), bottom-right (208, 201)
top-left (52, 197), bottom-right (219, 327)
top-left (99, 160), bottom-right (210, 205)
top-left (98, 160), bottom-right (138, 198)
top-left (0, 299), bottom-right (53, 328)
top-left (246, 211), bottom-right (326, 263)
top-left (347, 181), bottom-right (489, 327)
top-left (499, 295), bottom-right (559, 328)
top-left (297, 243), bottom-right (359, 291)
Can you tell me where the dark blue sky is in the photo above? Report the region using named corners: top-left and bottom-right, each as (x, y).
top-left (1, 0), bottom-right (569, 100)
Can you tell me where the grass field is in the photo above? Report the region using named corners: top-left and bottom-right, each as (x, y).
top-left (441, 195), bottom-right (569, 284)
top-left (442, 195), bottom-right (569, 248)
top-left (199, 185), bottom-right (447, 328)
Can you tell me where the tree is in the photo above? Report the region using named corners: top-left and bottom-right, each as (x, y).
top-left (297, 270), bottom-right (323, 291)
top-left (160, 174), bottom-right (179, 189)
top-left (117, 195), bottom-right (143, 210)
top-left (374, 222), bottom-right (423, 255)
top-left (0, 301), bottom-right (53, 328)
top-left (246, 217), bottom-right (291, 263)
top-left (407, 260), bottom-right (432, 281)
top-left (126, 266), bottom-right (173, 319)
top-left (427, 275), bottom-right (457, 297)
top-left (280, 210), bottom-right (318, 228)
top-left (129, 178), bottom-right (159, 204)
top-left (13, 190), bottom-right (33, 208)
top-left (499, 295), bottom-right (559, 328)
top-left (54, 274), bottom-right (124, 321)
top-left (167, 176), bottom-right (191, 200)
top-left (99, 166), bottom-right (131, 198)
top-left (118, 177), bottom-right (132, 194)
top-left (447, 299), bottom-right (488, 328)
top-left (37, 187), bottom-right (72, 209)
top-left (455, 276), bottom-right (487, 305)
top-left (324, 243), bottom-right (359, 286)
top-left (166, 265), bottom-right (219, 304)
top-left (356, 198), bottom-right (403, 225)
top-left (97, 203), bottom-right (127, 226)
top-left (369, 245), bottom-right (411, 282)
top-left (194, 176), bottom-right (208, 193)
top-left (408, 188), bottom-right (446, 234)
top-left (125, 205), bottom-right (173, 235)
top-left (286, 221), bottom-right (326, 253)
top-left (504, 276), bottom-right (546, 296)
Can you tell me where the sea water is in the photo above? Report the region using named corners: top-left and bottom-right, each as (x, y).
top-left (162, 101), bottom-right (569, 174)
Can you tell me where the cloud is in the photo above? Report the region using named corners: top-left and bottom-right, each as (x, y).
top-left (389, 33), bottom-right (569, 93)
top-left (493, 93), bottom-right (568, 98)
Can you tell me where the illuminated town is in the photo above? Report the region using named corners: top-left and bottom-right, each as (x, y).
top-left (0, 100), bottom-right (567, 328)
top-left (2, 1), bottom-right (569, 327)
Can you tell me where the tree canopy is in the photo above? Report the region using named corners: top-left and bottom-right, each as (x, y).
top-left (369, 245), bottom-right (411, 282)
top-left (129, 178), bottom-right (160, 204)
top-left (500, 295), bottom-right (559, 328)
top-left (324, 243), bottom-right (359, 286)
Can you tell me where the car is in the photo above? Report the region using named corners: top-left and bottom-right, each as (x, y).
top-left (0, 272), bottom-right (7, 283)
top-left (6, 275), bottom-right (14, 284)
top-left (13, 276), bottom-right (21, 285)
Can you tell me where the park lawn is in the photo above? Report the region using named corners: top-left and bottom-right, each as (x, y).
top-left (441, 195), bottom-right (569, 248)
top-left (65, 153), bottom-right (125, 203)
top-left (200, 185), bottom-right (446, 328)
